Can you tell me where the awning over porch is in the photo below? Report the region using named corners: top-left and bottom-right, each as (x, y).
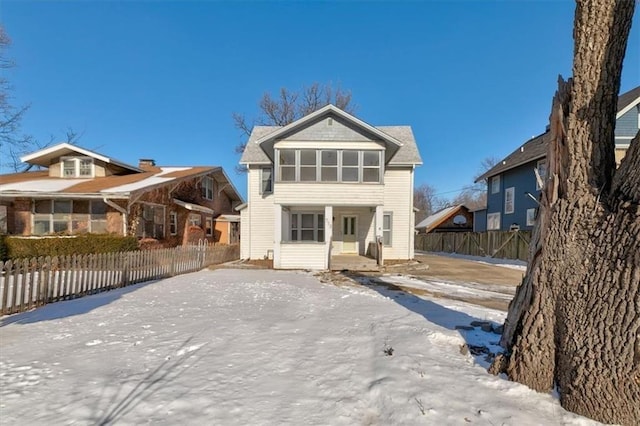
top-left (173, 198), bottom-right (214, 214)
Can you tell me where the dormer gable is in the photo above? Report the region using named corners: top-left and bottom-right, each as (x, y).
top-left (20, 142), bottom-right (143, 178)
top-left (251, 104), bottom-right (404, 164)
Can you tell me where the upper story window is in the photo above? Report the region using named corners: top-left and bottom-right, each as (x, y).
top-left (202, 176), bottom-right (214, 200)
top-left (491, 175), bottom-right (500, 194)
top-left (261, 167), bottom-right (273, 194)
top-left (504, 187), bottom-right (515, 214)
top-left (536, 160), bottom-right (547, 190)
top-left (61, 156), bottom-right (94, 178)
top-left (276, 149), bottom-right (382, 184)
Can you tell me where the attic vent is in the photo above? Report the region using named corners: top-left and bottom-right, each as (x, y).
top-left (139, 158), bottom-right (156, 167)
top-left (328, 117), bottom-right (333, 126)
top-left (520, 146), bottom-right (524, 152)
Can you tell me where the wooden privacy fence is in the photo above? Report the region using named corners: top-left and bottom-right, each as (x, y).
top-left (415, 231), bottom-right (531, 261)
top-left (0, 243), bottom-right (239, 316)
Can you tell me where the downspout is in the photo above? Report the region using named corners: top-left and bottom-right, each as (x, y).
top-left (104, 198), bottom-right (128, 236)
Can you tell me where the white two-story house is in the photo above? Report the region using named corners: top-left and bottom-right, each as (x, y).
top-left (238, 105), bottom-right (423, 270)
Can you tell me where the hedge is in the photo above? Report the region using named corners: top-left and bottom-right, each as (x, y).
top-left (2, 234), bottom-right (139, 261)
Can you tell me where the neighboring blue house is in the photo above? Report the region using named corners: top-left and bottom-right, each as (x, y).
top-left (475, 86), bottom-right (639, 232)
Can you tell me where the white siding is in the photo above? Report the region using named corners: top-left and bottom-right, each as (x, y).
top-left (279, 243), bottom-right (327, 269)
top-left (383, 167), bottom-right (414, 260)
top-left (247, 166), bottom-right (275, 259)
top-left (275, 183), bottom-right (383, 206)
top-left (239, 207), bottom-right (249, 259)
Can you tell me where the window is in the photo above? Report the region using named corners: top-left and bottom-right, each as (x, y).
top-left (487, 212), bottom-right (501, 230)
top-left (169, 211), bottom-right (178, 235)
top-left (138, 204), bottom-right (165, 239)
top-left (0, 205), bottom-right (6, 234)
top-left (341, 151), bottom-right (359, 182)
top-left (89, 201), bottom-right (107, 233)
top-left (261, 168), bottom-right (273, 194)
top-left (189, 213), bottom-right (202, 227)
top-left (290, 212), bottom-right (324, 242)
top-left (504, 187), bottom-right (515, 214)
top-left (526, 208), bottom-right (537, 226)
top-left (383, 213), bottom-right (392, 246)
top-left (536, 160), bottom-right (547, 190)
top-left (491, 175), bottom-right (500, 194)
top-left (61, 157), bottom-right (94, 178)
top-left (79, 158), bottom-right (93, 177)
top-left (299, 150), bottom-right (317, 181)
top-left (276, 149), bottom-right (382, 184)
top-left (32, 200), bottom-right (110, 235)
top-left (363, 151), bottom-right (381, 182)
top-left (202, 176), bottom-right (214, 200)
top-left (321, 150), bottom-right (338, 182)
top-left (205, 217), bottom-right (213, 236)
top-left (279, 150), bottom-right (296, 181)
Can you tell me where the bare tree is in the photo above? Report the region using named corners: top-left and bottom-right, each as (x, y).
top-left (233, 82), bottom-right (356, 159)
top-left (491, 1), bottom-right (639, 424)
top-left (414, 183), bottom-right (448, 222)
top-left (0, 26), bottom-right (32, 172)
top-left (452, 156), bottom-right (500, 210)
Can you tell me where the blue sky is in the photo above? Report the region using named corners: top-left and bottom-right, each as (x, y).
top-left (2, 1), bottom-right (638, 201)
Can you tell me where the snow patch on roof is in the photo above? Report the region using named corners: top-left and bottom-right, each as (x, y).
top-left (416, 205), bottom-right (459, 230)
top-left (0, 179), bottom-right (89, 192)
top-left (101, 176), bottom-right (175, 193)
top-left (156, 167), bottom-right (190, 177)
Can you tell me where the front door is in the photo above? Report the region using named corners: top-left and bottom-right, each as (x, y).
top-left (342, 216), bottom-right (357, 254)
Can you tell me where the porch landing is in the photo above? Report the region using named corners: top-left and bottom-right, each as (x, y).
top-left (330, 255), bottom-right (380, 272)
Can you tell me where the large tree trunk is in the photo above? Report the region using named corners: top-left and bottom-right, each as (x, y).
top-left (494, 1), bottom-right (640, 424)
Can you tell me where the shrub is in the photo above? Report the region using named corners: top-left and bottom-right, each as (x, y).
top-left (0, 235), bottom-right (7, 262)
top-left (4, 234), bottom-right (139, 260)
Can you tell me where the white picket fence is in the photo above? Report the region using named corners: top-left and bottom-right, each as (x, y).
top-left (0, 244), bottom-right (239, 316)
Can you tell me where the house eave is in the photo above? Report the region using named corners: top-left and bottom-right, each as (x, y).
top-left (0, 191), bottom-right (130, 200)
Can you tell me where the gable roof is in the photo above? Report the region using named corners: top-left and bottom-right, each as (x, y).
top-left (20, 142), bottom-right (142, 173)
top-left (240, 105), bottom-right (422, 166)
top-left (475, 131), bottom-right (550, 182)
top-left (415, 204), bottom-right (470, 233)
top-left (617, 86), bottom-right (640, 117)
top-left (476, 85), bottom-right (639, 182)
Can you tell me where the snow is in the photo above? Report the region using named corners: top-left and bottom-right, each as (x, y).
top-left (0, 178), bottom-right (89, 192)
top-left (101, 176), bottom-right (175, 193)
top-left (0, 269), bottom-right (599, 425)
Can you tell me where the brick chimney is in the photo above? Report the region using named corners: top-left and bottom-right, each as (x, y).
top-left (139, 158), bottom-right (156, 168)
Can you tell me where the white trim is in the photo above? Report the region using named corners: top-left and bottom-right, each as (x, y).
top-left (504, 187), bottom-right (515, 214)
top-left (491, 175), bottom-right (500, 194)
top-left (487, 212), bottom-right (501, 230)
top-left (616, 96), bottom-right (640, 118)
top-left (526, 208), bottom-right (537, 227)
top-left (173, 198), bottom-right (215, 214)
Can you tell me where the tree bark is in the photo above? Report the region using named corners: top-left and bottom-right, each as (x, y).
top-left (494, 1), bottom-right (639, 424)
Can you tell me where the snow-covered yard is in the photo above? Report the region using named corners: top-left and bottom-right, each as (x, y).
top-left (0, 269), bottom-right (599, 425)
